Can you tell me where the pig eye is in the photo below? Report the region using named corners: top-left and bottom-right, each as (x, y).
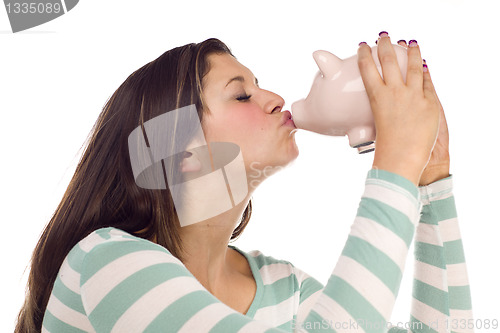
top-left (236, 94), bottom-right (252, 102)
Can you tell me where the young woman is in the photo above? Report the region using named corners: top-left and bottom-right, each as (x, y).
top-left (16, 33), bottom-right (473, 332)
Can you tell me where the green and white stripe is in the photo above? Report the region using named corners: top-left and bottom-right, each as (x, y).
top-left (408, 177), bottom-right (473, 333)
top-left (41, 170), bottom-right (472, 332)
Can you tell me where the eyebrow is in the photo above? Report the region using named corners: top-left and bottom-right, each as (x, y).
top-left (225, 75), bottom-right (259, 88)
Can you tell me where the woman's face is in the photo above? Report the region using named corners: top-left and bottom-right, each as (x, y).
top-left (200, 53), bottom-right (299, 183)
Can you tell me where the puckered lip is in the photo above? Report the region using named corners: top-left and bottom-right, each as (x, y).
top-left (280, 110), bottom-right (292, 125)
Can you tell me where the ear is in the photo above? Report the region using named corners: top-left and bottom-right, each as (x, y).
top-left (312, 50), bottom-right (343, 79)
top-left (180, 152), bottom-right (202, 173)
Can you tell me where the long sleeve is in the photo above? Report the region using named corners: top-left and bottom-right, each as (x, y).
top-left (42, 169), bottom-right (424, 332)
top-left (387, 175), bottom-right (474, 333)
top-left (411, 176), bottom-right (473, 333)
top-left (297, 169), bottom-right (422, 332)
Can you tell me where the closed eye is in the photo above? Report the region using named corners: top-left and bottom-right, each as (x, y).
top-left (236, 94), bottom-right (252, 101)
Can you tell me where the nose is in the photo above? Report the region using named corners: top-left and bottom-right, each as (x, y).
top-left (262, 90), bottom-right (285, 114)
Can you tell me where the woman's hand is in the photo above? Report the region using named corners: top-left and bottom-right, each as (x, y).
top-left (395, 41), bottom-right (451, 186)
top-left (418, 95), bottom-right (450, 186)
top-left (358, 32), bottom-right (441, 186)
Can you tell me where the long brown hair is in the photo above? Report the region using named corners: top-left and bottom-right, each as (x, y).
top-left (15, 38), bottom-right (252, 333)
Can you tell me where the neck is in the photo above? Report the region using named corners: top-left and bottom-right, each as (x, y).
top-left (178, 195), bottom-right (251, 294)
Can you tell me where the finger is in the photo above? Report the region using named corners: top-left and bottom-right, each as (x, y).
top-left (422, 62), bottom-right (445, 124)
top-left (406, 40), bottom-right (424, 89)
top-left (357, 41), bottom-right (384, 101)
top-left (397, 39), bottom-right (408, 48)
top-left (422, 60), bottom-right (437, 101)
top-left (377, 31), bottom-right (404, 85)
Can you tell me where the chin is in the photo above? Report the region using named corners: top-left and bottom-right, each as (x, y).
top-left (277, 146), bottom-right (299, 169)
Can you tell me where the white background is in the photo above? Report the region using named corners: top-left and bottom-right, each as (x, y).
top-left (1, 0), bottom-right (499, 331)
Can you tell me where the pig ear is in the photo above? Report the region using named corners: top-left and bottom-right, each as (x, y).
top-left (312, 50), bottom-right (342, 79)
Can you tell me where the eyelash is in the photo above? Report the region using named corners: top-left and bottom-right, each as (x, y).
top-left (236, 94), bottom-right (252, 102)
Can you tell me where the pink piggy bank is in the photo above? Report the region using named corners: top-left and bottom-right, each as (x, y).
top-left (291, 44), bottom-right (408, 153)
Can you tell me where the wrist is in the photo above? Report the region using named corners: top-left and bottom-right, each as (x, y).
top-left (372, 161), bottom-right (421, 187)
top-left (372, 155), bottom-right (423, 187)
top-left (367, 168), bottom-right (421, 201)
top-left (419, 163), bottom-right (450, 186)
top-left (419, 174), bottom-right (454, 205)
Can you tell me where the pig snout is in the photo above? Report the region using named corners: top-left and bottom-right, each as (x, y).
top-left (290, 98), bottom-right (306, 128)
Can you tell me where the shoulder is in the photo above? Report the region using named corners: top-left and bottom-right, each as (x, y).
top-left (78, 227), bottom-right (172, 256)
top-left (76, 227), bottom-right (183, 283)
top-left (231, 246), bottom-right (321, 289)
top-left (246, 248), bottom-right (294, 270)
top-left (247, 249), bottom-right (325, 303)
top-left (231, 246), bottom-right (293, 272)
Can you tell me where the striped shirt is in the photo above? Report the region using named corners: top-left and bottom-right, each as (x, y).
top-left (41, 169), bottom-right (473, 332)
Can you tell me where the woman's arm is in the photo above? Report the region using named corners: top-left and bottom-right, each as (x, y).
top-left (296, 169), bottom-right (422, 332)
top-left (382, 177), bottom-right (474, 333)
top-left (295, 175), bottom-right (474, 333)
top-left (410, 176), bottom-right (474, 333)
top-left (404, 51), bottom-right (473, 332)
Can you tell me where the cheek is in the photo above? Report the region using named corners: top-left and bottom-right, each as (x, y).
top-left (228, 112), bottom-right (272, 151)
top-left (228, 112), bottom-right (277, 162)
top-left (207, 109), bottom-right (268, 142)
top-left (234, 111), bottom-right (265, 131)
top-left (202, 109), bottom-right (283, 169)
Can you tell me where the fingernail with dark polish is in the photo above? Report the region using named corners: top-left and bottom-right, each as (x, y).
top-left (359, 41), bottom-right (367, 46)
top-left (379, 31), bottom-right (389, 37)
top-left (397, 39), bottom-right (407, 45)
top-left (409, 40), bottom-right (418, 47)
top-left (375, 40), bottom-right (378, 44)
top-left (423, 64), bottom-right (428, 72)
